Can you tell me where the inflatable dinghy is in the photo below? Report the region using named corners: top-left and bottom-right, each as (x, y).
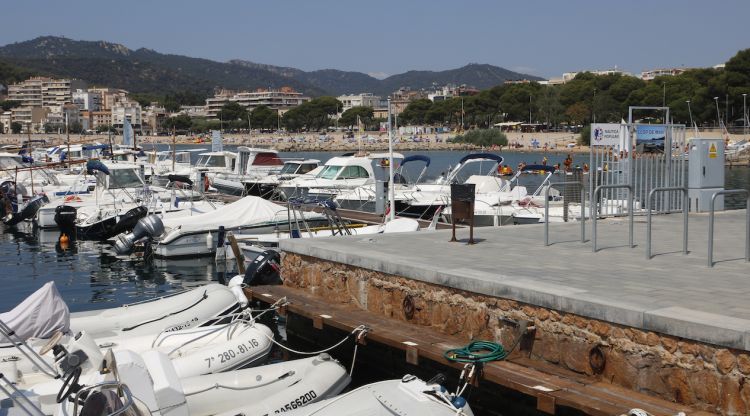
top-left (280, 374), bottom-right (474, 415)
top-left (18, 351), bottom-right (349, 416)
top-left (1, 280), bottom-right (248, 343)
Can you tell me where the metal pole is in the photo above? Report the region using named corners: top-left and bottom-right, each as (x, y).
top-left (628, 186), bottom-right (634, 248)
top-left (708, 197), bottom-right (715, 267)
top-left (744, 93), bottom-right (748, 141)
top-left (387, 98), bottom-right (395, 221)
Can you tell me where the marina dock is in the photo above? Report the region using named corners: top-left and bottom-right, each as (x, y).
top-left (270, 210), bottom-right (750, 415)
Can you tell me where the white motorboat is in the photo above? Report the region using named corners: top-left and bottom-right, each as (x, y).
top-left (401, 153), bottom-right (508, 218)
top-left (279, 374), bottom-right (473, 415)
top-left (210, 147), bottom-right (284, 196)
top-left (242, 158), bottom-right (321, 199)
top-left (152, 196), bottom-right (328, 258)
top-left (334, 154), bottom-right (431, 213)
top-left (277, 152), bottom-right (405, 201)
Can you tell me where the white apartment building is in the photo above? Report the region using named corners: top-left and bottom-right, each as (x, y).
top-left (72, 89), bottom-right (103, 111)
top-left (7, 77), bottom-right (82, 112)
top-left (112, 101), bottom-right (142, 130)
top-left (0, 112), bottom-right (11, 133)
top-left (205, 88), bottom-right (310, 118)
top-left (89, 87), bottom-right (129, 111)
top-left (179, 105), bottom-right (208, 118)
top-left (337, 93), bottom-right (383, 111)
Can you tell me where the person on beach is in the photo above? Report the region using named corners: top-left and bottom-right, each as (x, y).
top-left (563, 154), bottom-right (573, 171)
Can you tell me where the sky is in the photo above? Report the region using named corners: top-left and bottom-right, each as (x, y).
top-left (0, 0), bottom-right (748, 79)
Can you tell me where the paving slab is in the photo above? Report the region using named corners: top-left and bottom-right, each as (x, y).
top-left (281, 209), bottom-right (750, 349)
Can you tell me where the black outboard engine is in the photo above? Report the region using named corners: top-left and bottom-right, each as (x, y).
top-left (114, 215), bottom-right (165, 255)
top-left (105, 206), bottom-right (148, 240)
top-left (4, 194), bottom-right (50, 226)
top-left (54, 205), bottom-right (78, 239)
top-left (243, 249), bottom-right (282, 286)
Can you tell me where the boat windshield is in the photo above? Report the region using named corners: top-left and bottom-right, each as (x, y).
top-left (198, 155), bottom-right (226, 167)
top-left (280, 163), bottom-right (300, 175)
top-left (109, 169), bottom-right (143, 189)
top-left (317, 165), bottom-right (342, 180)
top-left (0, 156), bottom-right (24, 169)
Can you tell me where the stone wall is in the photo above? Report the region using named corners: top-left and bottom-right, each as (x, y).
top-left (283, 252), bottom-right (750, 415)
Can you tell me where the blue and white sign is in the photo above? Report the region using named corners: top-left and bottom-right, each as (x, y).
top-left (590, 123), bottom-right (621, 146)
top-left (636, 125), bottom-right (665, 150)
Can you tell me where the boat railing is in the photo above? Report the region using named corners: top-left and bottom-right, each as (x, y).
top-left (592, 184), bottom-right (634, 252)
top-left (0, 319), bottom-right (60, 378)
top-left (646, 187), bottom-right (688, 259)
top-left (544, 181), bottom-right (586, 246)
top-left (0, 372), bottom-right (46, 416)
top-left (708, 189), bottom-right (750, 267)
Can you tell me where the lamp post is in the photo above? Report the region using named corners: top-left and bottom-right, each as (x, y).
top-left (743, 93), bottom-right (748, 140)
top-left (686, 100), bottom-right (697, 135)
top-left (714, 97), bottom-right (721, 128)
top-left (592, 88), bottom-right (597, 123)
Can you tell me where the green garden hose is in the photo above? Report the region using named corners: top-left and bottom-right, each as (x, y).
top-left (443, 340), bottom-right (508, 363)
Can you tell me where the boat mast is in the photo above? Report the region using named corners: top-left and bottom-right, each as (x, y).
top-left (387, 98), bottom-right (395, 221)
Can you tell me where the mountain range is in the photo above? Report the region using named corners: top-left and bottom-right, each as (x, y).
top-left (0, 36), bottom-right (542, 99)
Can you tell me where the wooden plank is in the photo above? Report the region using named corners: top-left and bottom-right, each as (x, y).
top-left (245, 285), bottom-right (700, 416)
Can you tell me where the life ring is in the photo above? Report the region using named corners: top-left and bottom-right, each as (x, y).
top-left (64, 195), bottom-right (83, 203)
top-left (379, 159), bottom-right (390, 167)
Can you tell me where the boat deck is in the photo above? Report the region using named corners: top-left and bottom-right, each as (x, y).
top-left (280, 209), bottom-right (750, 350)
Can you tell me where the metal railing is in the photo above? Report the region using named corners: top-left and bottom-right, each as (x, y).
top-left (646, 187), bottom-right (688, 259)
top-left (592, 184), bottom-right (634, 252)
top-left (544, 181), bottom-right (586, 246)
top-left (0, 319), bottom-right (60, 378)
top-left (708, 189), bottom-right (750, 267)
top-left (0, 373), bottom-right (46, 416)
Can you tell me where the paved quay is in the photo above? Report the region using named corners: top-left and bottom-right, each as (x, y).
top-left (281, 209), bottom-right (750, 350)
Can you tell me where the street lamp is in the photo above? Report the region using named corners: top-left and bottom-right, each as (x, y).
top-left (743, 93), bottom-right (748, 140)
top-left (592, 88), bottom-right (597, 123)
top-left (686, 100), bottom-right (697, 135)
top-left (714, 97), bottom-right (721, 128)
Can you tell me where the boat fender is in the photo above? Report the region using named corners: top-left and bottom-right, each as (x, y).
top-left (206, 232), bottom-right (214, 250)
top-left (451, 396), bottom-right (467, 409)
top-left (228, 275), bottom-right (249, 308)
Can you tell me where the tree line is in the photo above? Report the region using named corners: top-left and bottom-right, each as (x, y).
top-left (397, 48), bottom-right (750, 129)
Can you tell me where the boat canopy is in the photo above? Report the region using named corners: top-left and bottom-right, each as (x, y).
top-left (459, 153), bottom-right (504, 164)
top-left (521, 164), bottom-right (556, 173)
top-left (402, 155), bottom-right (431, 167)
top-left (161, 196), bottom-right (319, 235)
top-left (82, 144), bottom-right (110, 151)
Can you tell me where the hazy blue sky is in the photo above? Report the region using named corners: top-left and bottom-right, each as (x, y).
top-left (1, 0), bottom-right (748, 79)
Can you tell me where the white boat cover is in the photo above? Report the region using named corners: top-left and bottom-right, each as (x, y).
top-left (161, 196), bottom-right (292, 234)
top-left (0, 281), bottom-right (69, 340)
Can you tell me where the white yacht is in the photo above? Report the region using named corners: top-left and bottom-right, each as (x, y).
top-left (277, 152), bottom-right (404, 201)
top-left (210, 147), bottom-right (284, 195)
top-left (242, 158), bottom-right (321, 198)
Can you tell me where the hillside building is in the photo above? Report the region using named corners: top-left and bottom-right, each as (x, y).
top-left (111, 100), bottom-right (142, 131)
top-left (7, 77), bottom-right (86, 112)
top-left (72, 89), bottom-right (102, 111)
top-left (337, 93), bottom-right (383, 112)
top-left (205, 87), bottom-right (310, 118)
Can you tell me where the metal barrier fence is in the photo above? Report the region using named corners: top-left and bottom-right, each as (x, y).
top-left (544, 181), bottom-right (585, 246)
top-left (592, 184), bottom-right (634, 252)
top-left (646, 187), bottom-right (688, 259)
top-left (708, 189), bottom-right (750, 267)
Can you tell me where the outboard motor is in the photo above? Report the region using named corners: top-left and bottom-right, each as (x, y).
top-left (243, 249), bottom-right (282, 286)
top-left (54, 205), bottom-right (78, 239)
top-left (114, 214), bottom-right (165, 255)
top-left (4, 194), bottom-right (50, 226)
top-left (105, 206), bottom-right (148, 239)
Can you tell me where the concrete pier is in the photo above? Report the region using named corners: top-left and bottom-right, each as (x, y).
top-left (279, 209), bottom-right (750, 414)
